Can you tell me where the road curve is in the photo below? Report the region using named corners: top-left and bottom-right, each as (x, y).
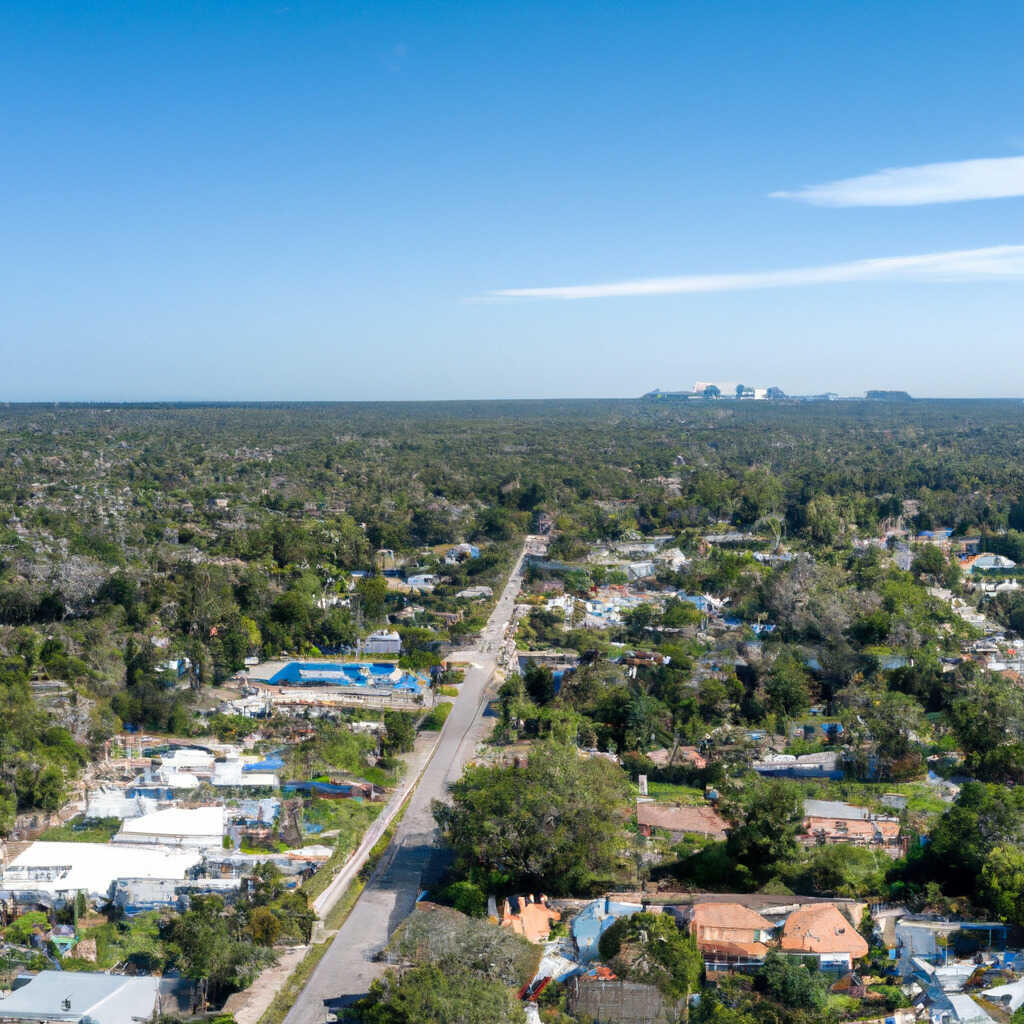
top-left (282, 536), bottom-right (538, 1023)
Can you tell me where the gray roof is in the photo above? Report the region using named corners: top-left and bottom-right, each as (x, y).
top-left (803, 799), bottom-right (870, 820)
top-left (0, 971), bottom-right (158, 1023)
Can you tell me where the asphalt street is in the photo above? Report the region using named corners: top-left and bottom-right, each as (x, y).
top-left (282, 535), bottom-right (540, 1023)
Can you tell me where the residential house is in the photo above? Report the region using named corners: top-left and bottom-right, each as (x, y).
top-left (0, 971), bottom-right (159, 1024)
top-left (919, 990), bottom-right (998, 1023)
top-left (752, 751), bottom-right (843, 780)
top-left (636, 803), bottom-right (728, 841)
top-left (688, 902), bottom-right (774, 969)
top-left (626, 561), bottom-right (658, 580)
top-left (829, 971), bottom-right (868, 999)
top-left (498, 894), bottom-right (561, 943)
top-left (113, 876), bottom-right (242, 916)
top-left (891, 916), bottom-right (1007, 976)
top-left (0, 841), bottom-right (203, 907)
top-left (375, 548), bottom-right (397, 571)
top-left (444, 543), bottom-right (480, 564)
top-left (780, 903), bottom-right (868, 970)
top-left (646, 746), bottom-right (706, 770)
top-left (800, 800), bottom-right (903, 856)
top-left (982, 978), bottom-right (1024, 1015)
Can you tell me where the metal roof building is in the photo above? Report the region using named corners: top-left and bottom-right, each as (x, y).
top-left (0, 971), bottom-right (158, 1023)
top-left (113, 806), bottom-right (226, 848)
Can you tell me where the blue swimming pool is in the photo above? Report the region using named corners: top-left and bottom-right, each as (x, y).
top-left (268, 662), bottom-right (423, 693)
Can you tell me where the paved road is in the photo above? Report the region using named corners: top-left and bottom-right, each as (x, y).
top-left (283, 536), bottom-right (539, 1023)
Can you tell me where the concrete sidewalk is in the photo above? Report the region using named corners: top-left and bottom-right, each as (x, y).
top-left (312, 728), bottom-right (442, 917)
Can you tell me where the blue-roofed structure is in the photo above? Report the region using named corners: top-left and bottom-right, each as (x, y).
top-left (571, 897), bottom-right (644, 962)
top-left (245, 755), bottom-right (285, 772)
top-left (228, 797), bottom-right (280, 825)
top-left (268, 661), bottom-right (424, 695)
top-left (282, 780), bottom-right (379, 800)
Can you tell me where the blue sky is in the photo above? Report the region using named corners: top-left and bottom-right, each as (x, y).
top-left (3, 1), bottom-right (1024, 400)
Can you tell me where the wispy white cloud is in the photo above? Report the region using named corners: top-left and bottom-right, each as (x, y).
top-left (488, 245), bottom-right (1024, 300)
top-left (773, 155), bottom-right (1024, 206)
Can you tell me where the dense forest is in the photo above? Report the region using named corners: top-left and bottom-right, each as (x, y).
top-left (7, 399), bottom-right (1024, 1021)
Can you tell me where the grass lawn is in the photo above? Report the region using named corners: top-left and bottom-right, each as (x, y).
top-left (788, 779), bottom-right (949, 819)
top-left (644, 782), bottom-right (707, 804)
top-left (39, 817), bottom-right (121, 843)
top-left (419, 702), bottom-right (453, 730)
top-left (300, 801), bottom-right (384, 903)
top-left (827, 993), bottom-right (861, 1014)
top-left (80, 911), bottom-right (165, 970)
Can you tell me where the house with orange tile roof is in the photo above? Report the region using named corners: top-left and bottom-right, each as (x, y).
top-left (499, 894), bottom-right (561, 943)
top-left (688, 902), bottom-right (775, 970)
top-left (636, 802), bottom-right (728, 841)
top-left (780, 903), bottom-right (868, 970)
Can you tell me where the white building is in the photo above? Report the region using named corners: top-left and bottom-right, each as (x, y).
top-left (84, 786), bottom-right (158, 820)
top-left (364, 630), bottom-right (402, 655)
top-left (211, 758), bottom-right (279, 788)
top-left (113, 806), bottom-right (225, 849)
top-left (0, 841), bottom-right (202, 903)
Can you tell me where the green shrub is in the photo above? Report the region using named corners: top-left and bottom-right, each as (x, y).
top-left (420, 703), bottom-right (453, 731)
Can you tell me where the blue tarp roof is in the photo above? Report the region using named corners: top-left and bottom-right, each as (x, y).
top-left (283, 781), bottom-right (368, 796)
top-left (571, 898), bottom-right (643, 962)
top-left (269, 661), bottom-right (424, 694)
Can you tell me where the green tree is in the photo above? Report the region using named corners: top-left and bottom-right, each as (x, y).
top-left (981, 844), bottom-right (1024, 926)
top-left (523, 664), bottom-right (556, 706)
top-left (246, 906), bottom-right (282, 946)
top-left (804, 495), bottom-right (841, 545)
top-left (382, 712), bottom-right (416, 755)
top-left (598, 911), bottom-right (702, 1004)
top-left (949, 675), bottom-right (1024, 782)
top-left (350, 964), bottom-right (526, 1024)
top-left (433, 742), bottom-right (629, 893)
top-left (764, 650), bottom-right (812, 719)
top-left (441, 881), bottom-right (487, 918)
top-left (911, 544), bottom-right (946, 578)
top-left (916, 783), bottom-right (1024, 895)
top-left (724, 781), bottom-right (803, 884)
top-left (754, 949), bottom-right (828, 1011)
top-left (356, 574), bottom-right (389, 623)
top-left (168, 895), bottom-right (274, 1006)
